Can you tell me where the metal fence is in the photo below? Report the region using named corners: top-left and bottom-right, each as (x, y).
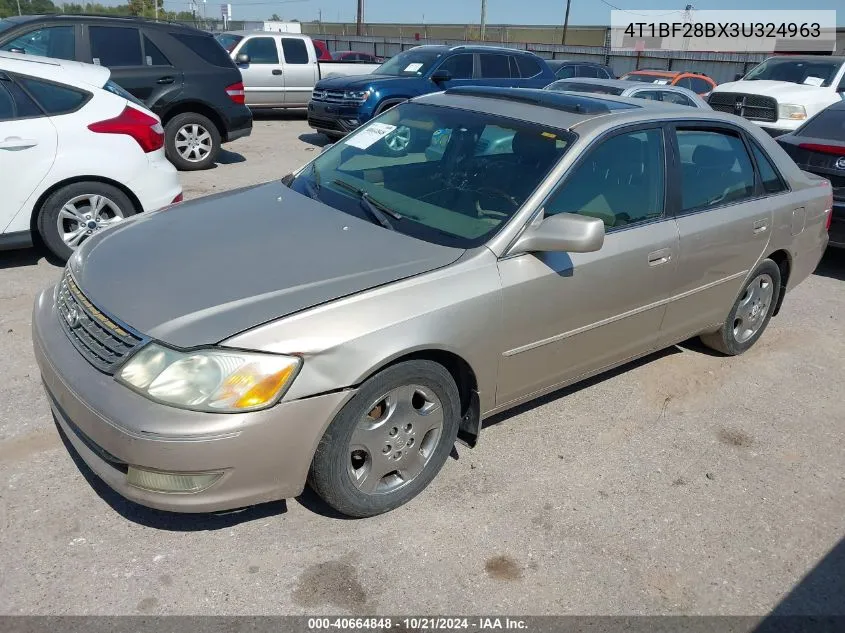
top-left (312, 34), bottom-right (772, 85)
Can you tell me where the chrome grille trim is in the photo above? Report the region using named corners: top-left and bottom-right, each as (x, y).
top-left (708, 92), bottom-right (778, 122)
top-left (311, 88), bottom-right (360, 105)
top-left (56, 270), bottom-right (145, 374)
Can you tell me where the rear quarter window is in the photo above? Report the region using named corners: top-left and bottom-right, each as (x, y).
top-left (516, 56), bottom-right (542, 78)
top-left (16, 75), bottom-right (88, 115)
top-left (173, 32), bottom-right (235, 68)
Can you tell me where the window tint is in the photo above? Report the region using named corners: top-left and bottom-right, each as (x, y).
top-left (439, 53), bottom-right (473, 79)
top-left (545, 129), bottom-right (665, 229)
top-left (174, 33), bottom-right (234, 67)
top-left (677, 129), bottom-right (756, 212)
top-left (689, 77), bottom-right (711, 93)
top-left (750, 142), bottom-right (787, 194)
top-left (0, 82), bottom-right (14, 120)
top-left (797, 109), bottom-right (845, 142)
top-left (6, 78), bottom-right (42, 118)
top-left (16, 76), bottom-right (87, 115)
top-left (516, 55), bottom-right (542, 78)
top-left (577, 65), bottom-right (600, 78)
top-left (675, 76), bottom-right (693, 89)
top-left (90, 26), bottom-right (142, 67)
top-left (660, 91), bottom-right (695, 107)
top-left (634, 90), bottom-right (663, 101)
top-left (555, 65), bottom-right (576, 79)
top-left (240, 37), bottom-right (278, 64)
top-left (282, 38), bottom-right (309, 64)
top-left (143, 35), bottom-right (170, 66)
top-left (479, 53), bottom-right (511, 78)
top-left (1, 26), bottom-right (75, 60)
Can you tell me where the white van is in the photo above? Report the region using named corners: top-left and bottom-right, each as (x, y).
top-left (708, 55), bottom-right (845, 136)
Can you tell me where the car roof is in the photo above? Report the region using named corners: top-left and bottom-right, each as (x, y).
top-left (627, 69), bottom-right (681, 77)
top-left (765, 54), bottom-right (845, 62)
top-left (223, 30), bottom-right (311, 39)
top-left (0, 50), bottom-right (109, 88)
top-left (416, 85), bottom-right (727, 133)
top-left (552, 77), bottom-right (646, 89)
top-left (546, 59), bottom-right (608, 67)
top-left (8, 13), bottom-right (203, 33)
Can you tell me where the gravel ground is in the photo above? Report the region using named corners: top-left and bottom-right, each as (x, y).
top-left (0, 111), bottom-right (843, 616)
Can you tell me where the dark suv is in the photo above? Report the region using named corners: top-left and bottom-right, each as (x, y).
top-left (0, 15), bottom-right (252, 170)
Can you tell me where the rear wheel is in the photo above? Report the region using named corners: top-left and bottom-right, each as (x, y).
top-left (700, 259), bottom-right (781, 355)
top-left (36, 181), bottom-right (136, 261)
top-left (165, 112), bottom-right (221, 171)
top-left (308, 360), bottom-right (461, 518)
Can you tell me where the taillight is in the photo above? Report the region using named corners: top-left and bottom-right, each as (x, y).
top-left (88, 105), bottom-right (164, 153)
top-left (798, 142), bottom-right (845, 156)
top-left (226, 81), bottom-right (245, 105)
top-left (172, 193), bottom-right (184, 204)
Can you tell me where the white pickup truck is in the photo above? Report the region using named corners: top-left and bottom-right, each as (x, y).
top-left (215, 32), bottom-right (382, 109)
top-left (708, 55), bottom-right (845, 136)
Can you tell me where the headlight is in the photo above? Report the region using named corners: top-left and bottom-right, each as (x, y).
top-left (117, 343), bottom-right (301, 412)
top-left (778, 104), bottom-right (807, 121)
top-left (344, 89), bottom-right (371, 102)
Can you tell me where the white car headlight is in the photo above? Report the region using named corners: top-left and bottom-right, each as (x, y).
top-left (778, 104), bottom-right (807, 121)
top-left (117, 343), bottom-right (301, 412)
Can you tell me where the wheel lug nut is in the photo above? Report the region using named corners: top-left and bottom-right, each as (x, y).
top-left (382, 445), bottom-right (391, 454)
top-left (389, 427), bottom-right (398, 436)
top-left (394, 451), bottom-right (402, 459)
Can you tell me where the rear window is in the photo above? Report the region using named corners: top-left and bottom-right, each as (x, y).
top-left (17, 75), bottom-right (88, 115)
top-left (174, 32), bottom-right (234, 68)
top-left (214, 33), bottom-right (243, 53)
top-left (282, 38), bottom-right (309, 64)
top-left (623, 73), bottom-right (672, 85)
top-left (515, 55), bottom-right (542, 78)
top-left (797, 108), bottom-right (845, 142)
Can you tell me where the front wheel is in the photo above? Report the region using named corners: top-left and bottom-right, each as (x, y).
top-left (699, 259), bottom-right (781, 355)
top-left (308, 360), bottom-right (461, 518)
top-left (165, 112), bottom-right (221, 171)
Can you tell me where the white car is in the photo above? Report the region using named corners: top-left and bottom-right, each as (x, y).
top-left (0, 52), bottom-right (181, 260)
top-left (709, 55), bottom-right (845, 136)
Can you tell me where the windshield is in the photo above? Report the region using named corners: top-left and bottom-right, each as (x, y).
top-left (214, 33), bottom-right (243, 53)
top-left (743, 57), bottom-right (843, 87)
top-left (291, 102), bottom-right (574, 248)
top-left (621, 73), bottom-right (672, 85)
top-left (546, 80), bottom-right (624, 95)
top-left (373, 48), bottom-right (443, 77)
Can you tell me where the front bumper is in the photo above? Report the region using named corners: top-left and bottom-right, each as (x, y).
top-left (32, 287), bottom-right (354, 513)
top-left (307, 100), bottom-right (367, 136)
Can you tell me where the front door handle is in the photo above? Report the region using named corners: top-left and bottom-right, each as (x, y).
top-left (157, 76), bottom-right (175, 84)
top-left (753, 218), bottom-right (769, 234)
top-left (648, 248), bottom-right (672, 266)
top-left (0, 137), bottom-right (37, 150)
top-left (272, 69), bottom-right (283, 75)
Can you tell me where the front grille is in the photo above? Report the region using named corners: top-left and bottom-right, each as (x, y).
top-left (307, 114), bottom-right (344, 132)
top-left (709, 92), bottom-right (778, 122)
top-left (311, 88), bottom-right (359, 105)
top-left (56, 270), bottom-right (144, 374)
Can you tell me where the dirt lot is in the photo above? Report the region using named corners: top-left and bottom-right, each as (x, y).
top-left (0, 111), bottom-right (843, 616)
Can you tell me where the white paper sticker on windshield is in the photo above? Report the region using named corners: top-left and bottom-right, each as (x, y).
top-left (404, 62), bottom-right (424, 72)
top-left (654, 79), bottom-right (670, 85)
top-left (803, 76), bottom-right (824, 87)
top-left (346, 122), bottom-right (398, 149)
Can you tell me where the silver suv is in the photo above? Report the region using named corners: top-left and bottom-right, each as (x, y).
top-left (33, 87), bottom-right (831, 518)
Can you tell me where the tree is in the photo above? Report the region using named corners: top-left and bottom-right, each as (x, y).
top-left (269, 13), bottom-right (281, 20)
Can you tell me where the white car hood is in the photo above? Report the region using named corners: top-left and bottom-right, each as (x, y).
top-left (713, 80), bottom-right (837, 106)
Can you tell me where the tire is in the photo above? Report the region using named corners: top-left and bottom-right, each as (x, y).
top-left (700, 259), bottom-right (781, 356)
top-left (36, 181), bottom-right (136, 261)
top-left (164, 112), bottom-right (221, 171)
top-left (308, 360), bottom-right (461, 518)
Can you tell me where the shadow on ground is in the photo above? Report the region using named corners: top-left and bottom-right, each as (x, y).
top-left (56, 417), bottom-right (287, 531)
top-left (298, 132), bottom-right (332, 148)
top-left (0, 242), bottom-right (63, 270)
top-left (813, 248), bottom-right (845, 282)
top-left (250, 108), bottom-right (307, 122)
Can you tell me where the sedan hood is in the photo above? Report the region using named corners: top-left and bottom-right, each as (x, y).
top-left (69, 182), bottom-right (463, 348)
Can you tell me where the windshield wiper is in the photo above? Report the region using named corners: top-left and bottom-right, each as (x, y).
top-left (331, 179), bottom-right (402, 230)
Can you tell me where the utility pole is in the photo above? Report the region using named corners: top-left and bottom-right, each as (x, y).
top-left (16, 0), bottom-right (22, 16)
top-left (561, 0), bottom-right (571, 45)
top-left (480, 0), bottom-right (487, 41)
top-left (356, 0), bottom-right (364, 35)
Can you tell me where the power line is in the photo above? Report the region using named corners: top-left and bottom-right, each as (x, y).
top-left (597, 0), bottom-right (683, 17)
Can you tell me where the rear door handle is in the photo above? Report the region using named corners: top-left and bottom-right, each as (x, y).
top-left (157, 76), bottom-right (175, 84)
top-left (648, 248), bottom-right (672, 266)
top-left (0, 137), bottom-right (37, 150)
top-left (753, 219), bottom-right (769, 234)
top-left (272, 69), bottom-right (283, 75)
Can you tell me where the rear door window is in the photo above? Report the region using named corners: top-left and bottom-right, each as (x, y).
top-left (479, 53), bottom-right (512, 79)
top-left (516, 56), bottom-right (542, 78)
top-left (633, 90), bottom-right (663, 101)
top-left (1, 26), bottom-right (75, 60)
top-left (89, 26), bottom-right (143, 67)
top-left (660, 91), bottom-right (695, 107)
top-left (676, 128), bottom-right (757, 212)
top-left (555, 65), bottom-right (576, 79)
top-left (577, 65), bottom-right (600, 78)
top-left (240, 37), bottom-right (279, 64)
top-left (0, 77), bottom-right (41, 119)
top-left (281, 38), bottom-right (309, 64)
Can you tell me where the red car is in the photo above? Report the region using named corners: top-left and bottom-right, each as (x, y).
top-left (312, 39), bottom-right (332, 61)
top-left (332, 50), bottom-right (383, 63)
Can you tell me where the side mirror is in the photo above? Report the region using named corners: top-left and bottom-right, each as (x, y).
top-left (510, 213), bottom-right (605, 255)
top-left (733, 73), bottom-right (743, 81)
top-left (236, 53), bottom-right (250, 64)
top-left (431, 68), bottom-right (452, 84)
top-left (321, 143), bottom-right (334, 153)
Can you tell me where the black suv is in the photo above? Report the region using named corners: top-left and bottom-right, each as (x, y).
top-left (0, 15), bottom-right (252, 170)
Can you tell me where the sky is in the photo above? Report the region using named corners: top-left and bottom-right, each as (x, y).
top-left (160, 0), bottom-right (844, 26)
